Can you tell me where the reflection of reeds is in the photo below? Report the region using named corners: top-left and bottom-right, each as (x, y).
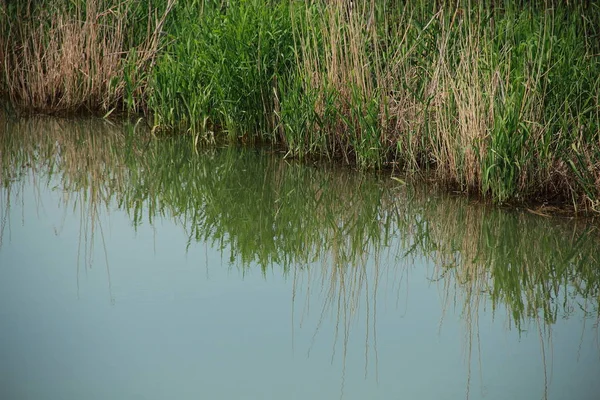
top-left (2, 116), bottom-right (599, 396)
top-left (413, 193), bottom-right (600, 329)
top-left (2, 114), bottom-right (599, 311)
top-left (291, 238), bottom-right (388, 400)
top-left (404, 191), bottom-right (599, 399)
top-left (0, 115), bottom-right (144, 302)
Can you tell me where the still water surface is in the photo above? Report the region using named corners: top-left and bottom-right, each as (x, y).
top-left (1, 117), bottom-right (599, 400)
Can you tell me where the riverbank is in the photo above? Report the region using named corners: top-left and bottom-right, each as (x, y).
top-left (2, 0), bottom-right (599, 210)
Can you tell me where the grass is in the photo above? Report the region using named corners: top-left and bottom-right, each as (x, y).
top-left (148, 0), bottom-right (297, 143)
top-left (0, 0), bottom-right (174, 114)
top-left (1, 0), bottom-right (600, 209)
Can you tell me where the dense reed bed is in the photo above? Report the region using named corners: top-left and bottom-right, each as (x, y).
top-left (2, 0), bottom-right (600, 208)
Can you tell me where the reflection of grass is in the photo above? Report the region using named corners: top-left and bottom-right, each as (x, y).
top-left (0, 115), bottom-right (133, 302)
top-left (406, 192), bottom-right (600, 398)
top-left (1, 115), bottom-right (599, 318)
top-left (2, 115), bottom-right (599, 363)
top-left (414, 194), bottom-right (600, 329)
top-left (2, 115), bottom-right (599, 396)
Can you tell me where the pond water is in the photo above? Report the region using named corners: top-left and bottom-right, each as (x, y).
top-left (1, 116), bottom-right (599, 400)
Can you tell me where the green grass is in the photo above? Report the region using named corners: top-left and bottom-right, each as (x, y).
top-left (1, 0), bottom-right (600, 209)
top-left (148, 0), bottom-right (297, 142)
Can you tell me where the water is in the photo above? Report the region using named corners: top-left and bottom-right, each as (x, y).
top-left (1, 116), bottom-right (599, 400)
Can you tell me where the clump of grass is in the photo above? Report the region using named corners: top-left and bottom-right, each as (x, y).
top-left (148, 0), bottom-right (297, 142)
top-left (0, 0), bottom-right (174, 114)
top-left (283, 0), bottom-right (388, 167)
top-left (286, 0), bottom-right (600, 207)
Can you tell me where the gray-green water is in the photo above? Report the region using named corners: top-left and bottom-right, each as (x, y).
top-left (1, 116), bottom-right (599, 400)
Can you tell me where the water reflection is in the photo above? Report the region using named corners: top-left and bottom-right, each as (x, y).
top-left (1, 115), bottom-right (599, 399)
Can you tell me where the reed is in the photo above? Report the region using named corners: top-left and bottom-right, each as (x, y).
top-left (283, 1), bottom-right (600, 206)
top-left (0, 0), bottom-right (174, 114)
top-left (2, 0), bottom-right (599, 208)
top-left (147, 0), bottom-right (298, 144)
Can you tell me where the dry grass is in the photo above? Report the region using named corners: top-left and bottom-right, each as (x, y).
top-left (293, 0), bottom-right (385, 165)
top-left (0, 0), bottom-right (174, 114)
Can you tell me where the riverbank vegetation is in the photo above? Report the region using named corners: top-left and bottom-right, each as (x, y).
top-left (2, 0), bottom-right (600, 209)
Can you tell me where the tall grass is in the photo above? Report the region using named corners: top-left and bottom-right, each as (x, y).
top-left (148, 0), bottom-right (297, 142)
top-left (0, 0), bottom-right (174, 114)
top-left (279, 0), bottom-right (600, 205)
top-left (2, 0), bottom-right (600, 208)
